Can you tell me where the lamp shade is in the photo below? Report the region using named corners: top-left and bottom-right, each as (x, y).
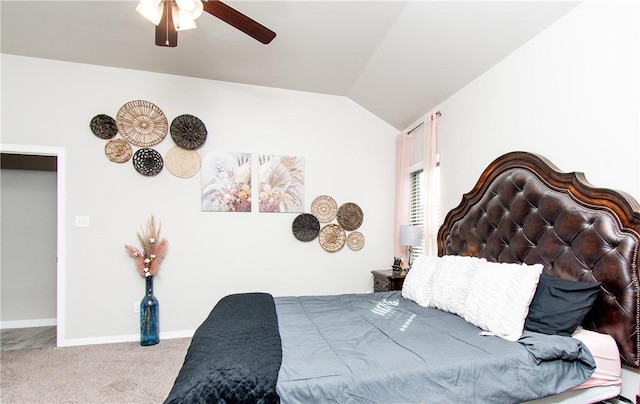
top-left (399, 225), bottom-right (423, 247)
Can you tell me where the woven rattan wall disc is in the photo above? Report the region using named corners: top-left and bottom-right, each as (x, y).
top-left (311, 195), bottom-right (338, 223)
top-left (165, 146), bottom-right (201, 178)
top-left (318, 224), bottom-right (346, 253)
top-left (133, 148), bottom-right (163, 176)
top-left (116, 100), bottom-right (168, 147)
top-left (104, 139), bottom-right (132, 163)
top-left (292, 213), bottom-right (320, 242)
top-left (90, 114), bottom-right (118, 139)
top-left (337, 202), bottom-right (364, 231)
top-left (346, 231), bottom-right (365, 251)
top-left (170, 114), bottom-right (208, 150)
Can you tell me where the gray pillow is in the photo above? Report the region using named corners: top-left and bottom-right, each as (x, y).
top-left (524, 273), bottom-right (601, 337)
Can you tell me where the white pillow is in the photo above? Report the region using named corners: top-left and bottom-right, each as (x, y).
top-left (401, 255), bottom-right (440, 307)
top-left (464, 261), bottom-right (543, 342)
top-left (430, 255), bottom-right (486, 317)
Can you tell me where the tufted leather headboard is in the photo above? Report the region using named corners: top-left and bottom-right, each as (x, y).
top-left (437, 151), bottom-right (640, 368)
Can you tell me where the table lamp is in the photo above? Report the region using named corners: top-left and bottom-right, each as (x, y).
top-left (399, 225), bottom-right (423, 268)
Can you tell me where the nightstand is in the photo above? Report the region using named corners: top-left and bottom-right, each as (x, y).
top-left (371, 269), bottom-right (406, 292)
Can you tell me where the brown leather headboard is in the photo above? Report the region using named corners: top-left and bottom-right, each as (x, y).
top-left (437, 151), bottom-right (640, 368)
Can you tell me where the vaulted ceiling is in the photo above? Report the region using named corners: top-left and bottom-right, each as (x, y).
top-left (1, 1), bottom-right (580, 129)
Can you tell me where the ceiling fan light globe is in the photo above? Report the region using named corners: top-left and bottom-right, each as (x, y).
top-left (172, 6), bottom-right (198, 31)
top-left (175, 0), bottom-right (197, 12)
top-left (191, 0), bottom-right (204, 19)
top-left (136, 0), bottom-right (163, 26)
top-left (180, 0), bottom-right (203, 20)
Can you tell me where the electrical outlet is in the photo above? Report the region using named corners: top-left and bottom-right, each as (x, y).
top-left (75, 215), bottom-right (90, 228)
top-left (133, 302), bottom-right (139, 314)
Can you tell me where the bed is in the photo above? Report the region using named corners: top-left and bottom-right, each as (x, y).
top-left (165, 151), bottom-right (639, 403)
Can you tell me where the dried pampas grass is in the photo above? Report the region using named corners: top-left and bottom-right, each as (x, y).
top-left (125, 215), bottom-right (168, 278)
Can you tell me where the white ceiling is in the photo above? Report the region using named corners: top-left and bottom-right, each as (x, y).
top-left (0, 0), bottom-right (580, 129)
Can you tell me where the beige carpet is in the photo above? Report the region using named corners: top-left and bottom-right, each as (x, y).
top-left (0, 337), bottom-right (191, 404)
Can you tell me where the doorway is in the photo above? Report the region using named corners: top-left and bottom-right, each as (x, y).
top-left (0, 144), bottom-right (66, 347)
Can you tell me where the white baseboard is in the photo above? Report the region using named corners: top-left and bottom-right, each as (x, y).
top-left (0, 318), bottom-right (57, 329)
top-left (161, 329), bottom-right (196, 340)
top-left (58, 329), bottom-right (195, 347)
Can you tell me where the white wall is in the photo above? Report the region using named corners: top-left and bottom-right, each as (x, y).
top-left (0, 54), bottom-right (397, 344)
top-left (436, 0), bottom-right (640, 215)
top-left (1, 169), bottom-right (57, 326)
top-left (433, 1), bottom-right (639, 399)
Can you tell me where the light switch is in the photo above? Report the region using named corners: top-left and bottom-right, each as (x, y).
top-left (75, 216), bottom-right (90, 228)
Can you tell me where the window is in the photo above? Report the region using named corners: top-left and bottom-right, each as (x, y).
top-left (409, 169), bottom-right (424, 257)
top-left (409, 164), bottom-right (441, 258)
top-left (405, 115), bottom-right (440, 258)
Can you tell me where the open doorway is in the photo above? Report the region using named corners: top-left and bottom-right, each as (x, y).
top-left (0, 144), bottom-right (65, 348)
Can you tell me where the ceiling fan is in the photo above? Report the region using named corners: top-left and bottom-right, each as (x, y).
top-left (136, 0), bottom-right (276, 47)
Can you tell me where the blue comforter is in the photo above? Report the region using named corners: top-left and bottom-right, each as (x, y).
top-left (275, 292), bottom-right (596, 404)
top-left (165, 292), bottom-right (595, 404)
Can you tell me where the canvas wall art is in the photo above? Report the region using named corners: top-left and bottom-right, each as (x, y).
top-left (258, 155), bottom-right (305, 213)
top-left (201, 151), bottom-right (252, 212)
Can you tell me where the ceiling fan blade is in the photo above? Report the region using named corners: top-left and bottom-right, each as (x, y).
top-left (155, 1), bottom-right (178, 47)
top-left (203, 0), bottom-right (276, 44)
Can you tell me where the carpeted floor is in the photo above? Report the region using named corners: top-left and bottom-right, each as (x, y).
top-left (0, 337), bottom-right (191, 404)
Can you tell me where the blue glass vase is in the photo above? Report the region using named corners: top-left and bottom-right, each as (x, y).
top-left (140, 276), bottom-right (159, 346)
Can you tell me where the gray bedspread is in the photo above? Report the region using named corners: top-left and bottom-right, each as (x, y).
top-left (274, 291), bottom-right (596, 404)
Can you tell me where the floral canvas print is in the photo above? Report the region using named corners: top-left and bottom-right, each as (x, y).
top-left (201, 151), bottom-right (251, 212)
top-left (258, 155), bottom-right (305, 213)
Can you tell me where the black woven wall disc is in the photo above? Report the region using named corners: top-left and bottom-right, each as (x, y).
top-left (292, 213), bottom-right (321, 242)
top-left (132, 148), bottom-right (163, 176)
top-left (170, 114), bottom-right (207, 150)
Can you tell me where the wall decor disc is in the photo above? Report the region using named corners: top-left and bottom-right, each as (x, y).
top-left (337, 202), bottom-right (364, 231)
top-left (292, 213), bottom-right (321, 242)
top-left (116, 100), bottom-right (168, 147)
top-left (346, 231), bottom-right (365, 251)
top-left (170, 114), bottom-right (208, 150)
top-left (318, 224), bottom-right (346, 253)
top-left (90, 114), bottom-right (118, 139)
top-left (311, 195), bottom-right (338, 223)
top-left (104, 139), bottom-right (132, 163)
top-left (132, 148), bottom-right (163, 176)
top-left (165, 146), bottom-right (201, 178)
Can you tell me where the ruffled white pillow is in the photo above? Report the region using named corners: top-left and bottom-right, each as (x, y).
top-left (401, 255), bottom-right (440, 307)
top-left (464, 261), bottom-right (543, 341)
top-left (430, 255), bottom-right (486, 317)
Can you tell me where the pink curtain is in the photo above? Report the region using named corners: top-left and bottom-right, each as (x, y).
top-left (423, 112), bottom-right (439, 256)
top-left (394, 130), bottom-right (415, 257)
